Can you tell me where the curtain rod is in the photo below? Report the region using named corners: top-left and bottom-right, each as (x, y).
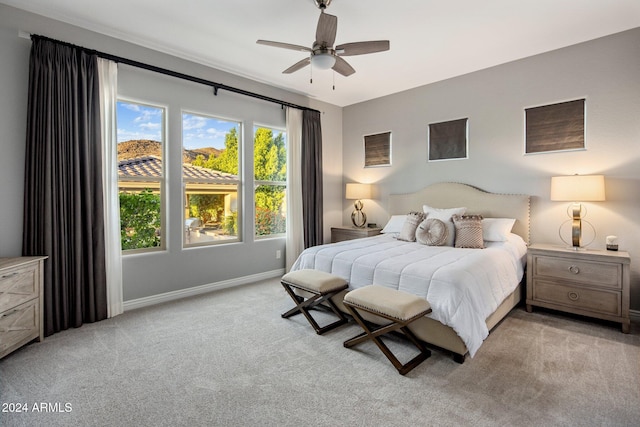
top-left (29, 34), bottom-right (320, 113)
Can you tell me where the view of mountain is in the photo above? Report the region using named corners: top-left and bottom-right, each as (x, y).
top-left (117, 140), bottom-right (221, 163)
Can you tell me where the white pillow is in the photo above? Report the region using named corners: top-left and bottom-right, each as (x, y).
top-left (482, 218), bottom-right (516, 242)
top-left (422, 205), bottom-right (466, 247)
top-left (381, 215), bottom-right (407, 234)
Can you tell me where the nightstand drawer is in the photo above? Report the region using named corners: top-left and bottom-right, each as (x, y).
top-left (0, 298), bottom-right (40, 356)
top-left (533, 279), bottom-right (621, 316)
top-left (534, 255), bottom-right (621, 289)
top-left (0, 264), bottom-right (39, 313)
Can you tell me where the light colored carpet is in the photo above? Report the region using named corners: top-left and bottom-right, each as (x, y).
top-left (1, 277), bottom-right (638, 427)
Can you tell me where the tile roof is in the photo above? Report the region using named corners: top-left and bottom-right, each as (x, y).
top-left (118, 156), bottom-right (237, 182)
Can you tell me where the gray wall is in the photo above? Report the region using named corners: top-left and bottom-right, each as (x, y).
top-left (0, 5), bottom-right (343, 302)
top-left (342, 27), bottom-right (640, 310)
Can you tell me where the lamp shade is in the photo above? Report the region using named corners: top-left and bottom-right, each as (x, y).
top-left (550, 175), bottom-right (605, 202)
top-left (345, 183), bottom-right (372, 200)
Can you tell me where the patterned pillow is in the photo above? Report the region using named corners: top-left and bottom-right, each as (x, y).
top-left (452, 214), bottom-right (484, 249)
top-left (422, 205), bottom-right (466, 246)
top-left (397, 211), bottom-right (426, 242)
top-left (415, 218), bottom-right (448, 246)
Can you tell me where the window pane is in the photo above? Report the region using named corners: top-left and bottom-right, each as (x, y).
top-left (117, 101), bottom-right (165, 251)
top-left (255, 184), bottom-right (286, 236)
top-left (183, 113), bottom-right (240, 246)
top-left (254, 126), bottom-right (286, 237)
top-left (184, 189), bottom-right (238, 245)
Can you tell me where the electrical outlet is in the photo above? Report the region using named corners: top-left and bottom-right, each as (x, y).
top-left (276, 250), bottom-right (282, 259)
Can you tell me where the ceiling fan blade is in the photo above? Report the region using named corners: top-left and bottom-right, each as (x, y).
top-left (257, 40), bottom-right (312, 53)
top-left (332, 56), bottom-right (355, 77)
top-left (283, 57), bottom-right (311, 74)
top-left (315, 12), bottom-right (338, 47)
top-left (335, 40), bottom-right (390, 56)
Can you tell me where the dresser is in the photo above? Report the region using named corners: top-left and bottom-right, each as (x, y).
top-left (526, 244), bottom-right (630, 333)
top-left (331, 226), bottom-right (382, 243)
top-left (0, 256), bottom-right (47, 359)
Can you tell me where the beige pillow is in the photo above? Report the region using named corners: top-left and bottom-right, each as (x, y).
top-left (452, 214), bottom-right (484, 249)
top-left (422, 205), bottom-right (466, 246)
top-left (415, 218), bottom-right (448, 246)
top-left (397, 211), bottom-right (425, 242)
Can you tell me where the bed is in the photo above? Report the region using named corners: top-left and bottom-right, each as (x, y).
top-left (290, 182), bottom-right (530, 361)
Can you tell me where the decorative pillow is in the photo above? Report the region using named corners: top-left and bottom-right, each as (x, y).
top-left (422, 205), bottom-right (466, 247)
top-left (415, 218), bottom-right (448, 246)
top-left (381, 215), bottom-right (407, 234)
top-left (452, 214), bottom-right (484, 249)
top-left (397, 212), bottom-right (426, 242)
top-left (482, 218), bottom-right (516, 242)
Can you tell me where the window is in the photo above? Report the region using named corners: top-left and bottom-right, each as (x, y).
top-left (116, 101), bottom-right (166, 252)
top-left (254, 125), bottom-right (286, 238)
top-left (182, 112), bottom-right (241, 247)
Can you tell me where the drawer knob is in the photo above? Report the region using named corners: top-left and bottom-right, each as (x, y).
top-left (568, 291), bottom-right (580, 301)
top-left (568, 265), bottom-right (580, 274)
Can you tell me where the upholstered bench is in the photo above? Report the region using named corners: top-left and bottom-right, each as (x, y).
top-left (280, 269), bottom-right (349, 335)
top-left (343, 285), bottom-right (432, 375)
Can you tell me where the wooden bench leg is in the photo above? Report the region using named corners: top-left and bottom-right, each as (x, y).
top-left (344, 304), bottom-right (431, 375)
top-left (281, 281), bottom-right (348, 335)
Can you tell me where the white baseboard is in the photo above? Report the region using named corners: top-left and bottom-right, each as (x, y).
top-left (123, 268), bottom-right (285, 312)
top-left (630, 309), bottom-right (640, 323)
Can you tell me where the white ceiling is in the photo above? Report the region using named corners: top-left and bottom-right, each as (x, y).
top-left (3, 0), bottom-right (640, 107)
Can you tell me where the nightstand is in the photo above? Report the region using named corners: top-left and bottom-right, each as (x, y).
top-left (331, 226), bottom-right (382, 243)
top-left (526, 244), bottom-right (630, 333)
top-left (1, 256), bottom-right (47, 359)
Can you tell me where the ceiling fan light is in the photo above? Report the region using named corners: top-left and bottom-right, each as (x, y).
top-left (311, 53), bottom-right (336, 70)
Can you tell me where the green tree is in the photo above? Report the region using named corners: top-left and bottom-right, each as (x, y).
top-left (192, 154), bottom-right (206, 167)
top-left (119, 189), bottom-right (161, 250)
top-left (188, 194), bottom-right (224, 225)
top-left (254, 127), bottom-right (286, 235)
top-left (211, 127), bottom-right (239, 174)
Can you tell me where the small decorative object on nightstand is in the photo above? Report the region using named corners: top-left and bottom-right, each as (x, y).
top-left (331, 226), bottom-right (382, 243)
top-left (526, 244), bottom-right (630, 333)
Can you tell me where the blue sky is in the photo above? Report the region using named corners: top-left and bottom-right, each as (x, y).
top-left (117, 101), bottom-right (239, 150)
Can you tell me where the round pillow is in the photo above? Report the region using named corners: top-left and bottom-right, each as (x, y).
top-left (415, 218), bottom-right (448, 246)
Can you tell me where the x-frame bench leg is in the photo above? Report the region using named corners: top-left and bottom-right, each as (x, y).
top-left (281, 281), bottom-right (348, 334)
top-left (344, 303), bottom-right (431, 375)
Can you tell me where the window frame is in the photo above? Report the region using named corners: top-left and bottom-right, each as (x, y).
top-left (181, 110), bottom-right (243, 248)
top-left (116, 98), bottom-right (168, 255)
top-left (253, 123), bottom-right (287, 240)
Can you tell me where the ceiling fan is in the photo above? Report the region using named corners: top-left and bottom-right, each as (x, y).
top-left (256, 0), bottom-right (389, 77)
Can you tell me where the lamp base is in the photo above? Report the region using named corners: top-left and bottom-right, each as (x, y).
top-left (558, 218), bottom-right (596, 249)
top-left (351, 200), bottom-right (367, 228)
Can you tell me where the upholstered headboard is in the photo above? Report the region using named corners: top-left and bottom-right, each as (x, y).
top-left (388, 182), bottom-right (530, 244)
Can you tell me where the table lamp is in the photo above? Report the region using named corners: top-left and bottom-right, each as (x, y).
top-left (346, 183), bottom-right (372, 228)
top-left (550, 174), bottom-right (605, 249)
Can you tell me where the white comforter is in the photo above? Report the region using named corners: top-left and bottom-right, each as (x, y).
top-left (291, 233), bottom-right (527, 357)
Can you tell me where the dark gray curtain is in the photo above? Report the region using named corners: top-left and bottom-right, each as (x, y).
top-left (301, 110), bottom-right (323, 248)
top-left (22, 36), bottom-right (107, 336)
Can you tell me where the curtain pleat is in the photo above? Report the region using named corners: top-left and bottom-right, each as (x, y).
top-left (23, 36), bottom-right (108, 336)
top-left (285, 108), bottom-right (304, 271)
top-left (97, 58), bottom-right (123, 318)
top-left (301, 110), bottom-right (323, 248)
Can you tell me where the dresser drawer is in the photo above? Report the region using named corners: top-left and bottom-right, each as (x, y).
top-left (534, 255), bottom-right (621, 289)
top-left (532, 279), bottom-right (621, 316)
top-left (0, 298), bottom-right (40, 357)
top-left (0, 263), bottom-right (39, 313)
